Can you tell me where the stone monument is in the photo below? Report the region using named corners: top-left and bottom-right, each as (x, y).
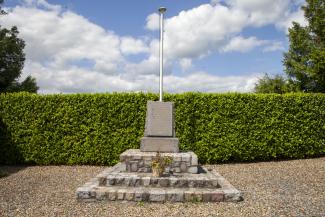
top-left (76, 7), bottom-right (242, 202)
top-left (141, 101), bottom-right (179, 153)
top-left (120, 102), bottom-right (199, 174)
top-left (140, 101), bottom-right (179, 153)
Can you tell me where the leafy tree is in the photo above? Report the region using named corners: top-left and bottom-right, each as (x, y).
top-left (283, 0), bottom-right (325, 92)
top-left (0, 0), bottom-right (38, 93)
top-left (254, 74), bottom-right (298, 94)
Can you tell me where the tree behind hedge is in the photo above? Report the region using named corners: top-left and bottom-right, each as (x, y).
top-left (283, 0), bottom-right (325, 92)
top-left (0, 0), bottom-right (38, 93)
top-left (254, 74), bottom-right (299, 94)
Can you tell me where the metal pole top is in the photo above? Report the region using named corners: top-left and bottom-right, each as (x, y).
top-left (158, 7), bottom-right (167, 13)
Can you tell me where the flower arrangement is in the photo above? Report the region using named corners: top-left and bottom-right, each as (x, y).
top-left (151, 152), bottom-right (173, 177)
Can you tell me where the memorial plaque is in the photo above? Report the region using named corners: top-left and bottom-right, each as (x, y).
top-left (144, 101), bottom-right (175, 137)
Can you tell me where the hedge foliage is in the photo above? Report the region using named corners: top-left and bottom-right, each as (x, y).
top-left (0, 92), bottom-right (324, 165)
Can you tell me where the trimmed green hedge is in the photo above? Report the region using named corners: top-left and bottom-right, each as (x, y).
top-left (0, 92), bottom-right (324, 165)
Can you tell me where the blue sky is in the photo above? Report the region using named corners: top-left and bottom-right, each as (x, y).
top-left (1, 0), bottom-right (306, 93)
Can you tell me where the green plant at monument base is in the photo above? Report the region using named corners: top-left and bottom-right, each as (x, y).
top-left (189, 196), bottom-right (202, 203)
top-left (151, 152), bottom-right (173, 177)
top-left (136, 201), bottom-right (145, 207)
top-left (0, 92), bottom-right (324, 165)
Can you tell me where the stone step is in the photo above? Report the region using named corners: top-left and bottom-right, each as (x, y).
top-left (102, 172), bottom-right (221, 189)
top-left (76, 162), bottom-right (243, 203)
top-left (77, 185), bottom-right (235, 202)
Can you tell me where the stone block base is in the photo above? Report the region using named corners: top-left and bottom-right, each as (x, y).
top-left (76, 162), bottom-right (243, 202)
top-left (120, 149), bottom-right (198, 174)
top-left (140, 137), bottom-right (179, 153)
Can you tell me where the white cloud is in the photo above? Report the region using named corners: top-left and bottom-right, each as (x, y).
top-left (120, 37), bottom-right (149, 55)
top-left (145, 0), bottom-right (306, 60)
top-left (221, 36), bottom-right (284, 53)
top-left (124, 55), bottom-right (159, 76)
top-left (163, 4), bottom-right (248, 59)
top-left (164, 72), bottom-right (259, 93)
top-left (276, 9), bottom-right (307, 31)
top-left (227, 0), bottom-right (307, 32)
top-left (0, 0), bottom-right (305, 94)
top-left (227, 0), bottom-right (291, 26)
top-left (263, 41), bottom-right (285, 52)
top-left (1, 6), bottom-right (123, 74)
top-left (179, 58), bottom-right (192, 71)
top-left (210, 0), bottom-right (220, 6)
top-left (25, 61), bottom-right (146, 93)
top-left (145, 13), bottom-right (160, 31)
top-left (26, 60), bottom-right (258, 93)
top-left (23, 0), bottom-right (61, 11)
top-left (221, 36), bottom-right (268, 53)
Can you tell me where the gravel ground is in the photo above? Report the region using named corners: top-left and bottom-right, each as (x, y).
top-left (0, 157), bottom-right (324, 217)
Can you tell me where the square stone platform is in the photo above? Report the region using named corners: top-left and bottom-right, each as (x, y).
top-left (120, 149), bottom-right (197, 174)
top-left (76, 162), bottom-right (243, 202)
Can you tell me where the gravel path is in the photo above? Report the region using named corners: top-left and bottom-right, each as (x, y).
top-left (0, 157), bottom-right (324, 217)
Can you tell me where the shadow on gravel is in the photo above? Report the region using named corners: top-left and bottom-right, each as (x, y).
top-left (0, 118), bottom-right (27, 177)
top-left (0, 166), bottom-right (29, 178)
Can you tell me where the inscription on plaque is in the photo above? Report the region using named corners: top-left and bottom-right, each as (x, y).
top-left (144, 101), bottom-right (174, 137)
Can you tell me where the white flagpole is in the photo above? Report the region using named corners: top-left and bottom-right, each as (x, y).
top-left (158, 7), bottom-right (166, 102)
